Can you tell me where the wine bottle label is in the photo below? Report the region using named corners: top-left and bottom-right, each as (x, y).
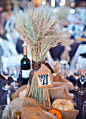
top-left (22, 70), bottom-right (30, 78)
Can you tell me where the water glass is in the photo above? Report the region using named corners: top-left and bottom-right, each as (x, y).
top-left (11, 66), bottom-right (19, 90)
top-left (59, 60), bottom-right (69, 79)
top-left (1, 59), bottom-right (11, 90)
top-left (78, 66), bottom-right (86, 95)
top-left (71, 66), bottom-right (80, 91)
top-left (52, 58), bottom-right (59, 73)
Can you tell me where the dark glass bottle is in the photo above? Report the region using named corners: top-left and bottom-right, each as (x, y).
top-left (21, 46), bottom-right (30, 85)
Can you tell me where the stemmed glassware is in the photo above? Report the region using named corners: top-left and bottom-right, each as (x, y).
top-left (59, 60), bottom-right (69, 79)
top-left (78, 66), bottom-right (86, 95)
top-left (11, 65), bottom-right (19, 90)
top-left (1, 59), bottom-right (11, 90)
top-left (71, 64), bottom-right (80, 91)
top-left (51, 58), bottom-right (59, 73)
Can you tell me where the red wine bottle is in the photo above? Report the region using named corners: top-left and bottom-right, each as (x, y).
top-left (21, 46), bottom-right (30, 85)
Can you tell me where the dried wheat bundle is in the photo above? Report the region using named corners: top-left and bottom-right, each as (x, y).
top-left (56, 6), bottom-right (68, 20)
top-left (13, 5), bottom-right (63, 107)
top-left (13, 6), bottom-right (62, 62)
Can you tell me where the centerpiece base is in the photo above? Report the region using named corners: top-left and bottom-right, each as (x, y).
top-left (3, 97), bottom-right (79, 119)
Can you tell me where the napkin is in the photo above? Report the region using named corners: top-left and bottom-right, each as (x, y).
top-left (52, 73), bottom-right (74, 90)
top-left (12, 73), bottom-right (74, 101)
top-left (22, 97), bottom-right (79, 119)
top-left (12, 85), bottom-right (27, 99)
top-left (21, 106), bottom-right (56, 119)
top-left (3, 97), bottom-right (79, 119)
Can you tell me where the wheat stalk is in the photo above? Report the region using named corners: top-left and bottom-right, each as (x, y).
top-left (13, 5), bottom-right (63, 62)
top-left (13, 5), bottom-right (64, 107)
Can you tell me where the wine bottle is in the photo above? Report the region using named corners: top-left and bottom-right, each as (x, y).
top-left (21, 46), bottom-right (30, 85)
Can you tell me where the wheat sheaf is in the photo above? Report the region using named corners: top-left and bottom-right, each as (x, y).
top-left (13, 6), bottom-right (63, 62)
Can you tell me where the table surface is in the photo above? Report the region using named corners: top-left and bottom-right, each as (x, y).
top-left (68, 76), bottom-right (86, 119)
top-left (0, 74), bottom-right (86, 119)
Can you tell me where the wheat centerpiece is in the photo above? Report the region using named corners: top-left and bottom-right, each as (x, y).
top-left (13, 6), bottom-right (63, 107)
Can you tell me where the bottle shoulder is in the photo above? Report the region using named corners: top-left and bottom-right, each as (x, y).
top-left (21, 57), bottom-right (30, 62)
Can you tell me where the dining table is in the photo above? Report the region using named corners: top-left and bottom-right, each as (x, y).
top-left (0, 74), bottom-right (86, 119)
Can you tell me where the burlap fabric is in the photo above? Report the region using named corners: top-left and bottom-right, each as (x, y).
top-left (12, 73), bottom-right (74, 100)
top-left (3, 97), bottom-right (79, 119)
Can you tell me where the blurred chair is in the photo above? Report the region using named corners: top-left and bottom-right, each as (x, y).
top-left (70, 44), bottom-right (86, 68)
top-left (1, 53), bottom-right (32, 68)
top-left (0, 37), bottom-right (18, 57)
top-left (4, 15), bottom-right (19, 46)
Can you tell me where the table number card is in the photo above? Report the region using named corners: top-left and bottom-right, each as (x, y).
top-left (34, 64), bottom-right (53, 89)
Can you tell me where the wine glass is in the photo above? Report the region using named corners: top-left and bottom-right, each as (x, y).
top-left (71, 65), bottom-right (80, 91)
top-left (59, 60), bottom-right (69, 79)
top-left (78, 66), bottom-right (86, 95)
top-left (1, 59), bottom-right (11, 90)
top-left (51, 58), bottom-right (59, 73)
top-left (11, 66), bottom-right (19, 90)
